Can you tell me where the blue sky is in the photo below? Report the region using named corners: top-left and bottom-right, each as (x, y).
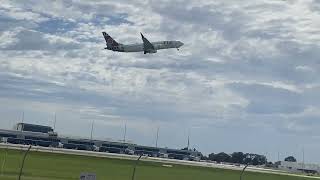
top-left (0, 0), bottom-right (320, 163)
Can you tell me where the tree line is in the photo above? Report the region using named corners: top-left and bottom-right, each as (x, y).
top-left (182, 148), bottom-right (297, 166)
top-left (200, 152), bottom-right (298, 166)
top-left (201, 152), bottom-right (268, 165)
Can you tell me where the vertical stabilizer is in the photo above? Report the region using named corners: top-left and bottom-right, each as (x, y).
top-left (102, 32), bottom-right (119, 48)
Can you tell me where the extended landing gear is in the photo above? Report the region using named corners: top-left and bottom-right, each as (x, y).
top-left (177, 48), bottom-right (180, 51)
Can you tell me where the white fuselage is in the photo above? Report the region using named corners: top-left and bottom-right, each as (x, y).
top-left (109, 41), bottom-right (184, 53)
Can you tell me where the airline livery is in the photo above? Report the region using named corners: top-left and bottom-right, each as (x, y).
top-left (102, 32), bottom-right (184, 54)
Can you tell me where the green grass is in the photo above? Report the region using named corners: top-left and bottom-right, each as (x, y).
top-left (0, 148), bottom-right (311, 180)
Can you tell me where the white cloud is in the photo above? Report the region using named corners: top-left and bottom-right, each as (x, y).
top-left (0, 28), bottom-right (81, 50)
top-left (0, 1), bottom-right (48, 23)
top-left (0, 30), bottom-right (19, 48)
top-left (295, 65), bottom-right (314, 72)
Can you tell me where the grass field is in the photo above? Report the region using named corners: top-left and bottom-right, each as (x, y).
top-left (0, 148), bottom-right (312, 180)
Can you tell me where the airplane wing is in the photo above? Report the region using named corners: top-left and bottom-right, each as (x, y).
top-left (141, 33), bottom-right (155, 54)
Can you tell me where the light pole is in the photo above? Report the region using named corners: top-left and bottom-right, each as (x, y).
top-left (21, 111), bottom-right (24, 124)
top-left (302, 148), bottom-right (305, 171)
top-left (90, 120), bottom-right (95, 141)
top-left (123, 121), bottom-right (127, 143)
top-left (155, 127), bottom-right (159, 148)
top-left (187, 128), bottom-right (190, 150)
top-left (53, 113), bottom-right (57, 132)
top-left (21, 111), bottom-right (25, 131)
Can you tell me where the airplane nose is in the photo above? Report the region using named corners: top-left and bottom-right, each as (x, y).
top-left (178, 41), bottom-right (184, 47)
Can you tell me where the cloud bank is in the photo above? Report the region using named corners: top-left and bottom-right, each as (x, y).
top-left (0, 0), bottom-right (320, 163)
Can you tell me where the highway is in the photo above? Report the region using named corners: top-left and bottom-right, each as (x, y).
top-left (1, 143), bottom-right (319, 179)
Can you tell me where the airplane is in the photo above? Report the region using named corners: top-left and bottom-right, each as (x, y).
top-left (102, 32), bottom-right (184, 54)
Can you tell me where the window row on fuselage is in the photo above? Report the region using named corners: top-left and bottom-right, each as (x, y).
top-left (163, 41), bottom-right (173, 45)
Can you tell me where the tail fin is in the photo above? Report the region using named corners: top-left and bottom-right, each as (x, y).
top-left (102, 32), bottom-right (119, 48)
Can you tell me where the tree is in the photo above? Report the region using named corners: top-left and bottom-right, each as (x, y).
top-left (243, 153), bottom-right (253, 164)
top-left (243, 153), bottom-right (267, 165)
top-left (252, 155), bottom-right (267, 165)
top-left (208, 153), bottom-right (215, 161)
top-left (274, 161), bottom-right (281, 166)
top-left (265, 161), bottom-right (274, 168)
top-left (213, 152), bottom-right (231, 163)
top-left (231, 152), bottom-right (245, 164)
top-left (201, 155), bottom-right (208, 160)
top-left (274, 161), bottom-right (281, 168)
top-left (284, 156), bottom-right (297, 162)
